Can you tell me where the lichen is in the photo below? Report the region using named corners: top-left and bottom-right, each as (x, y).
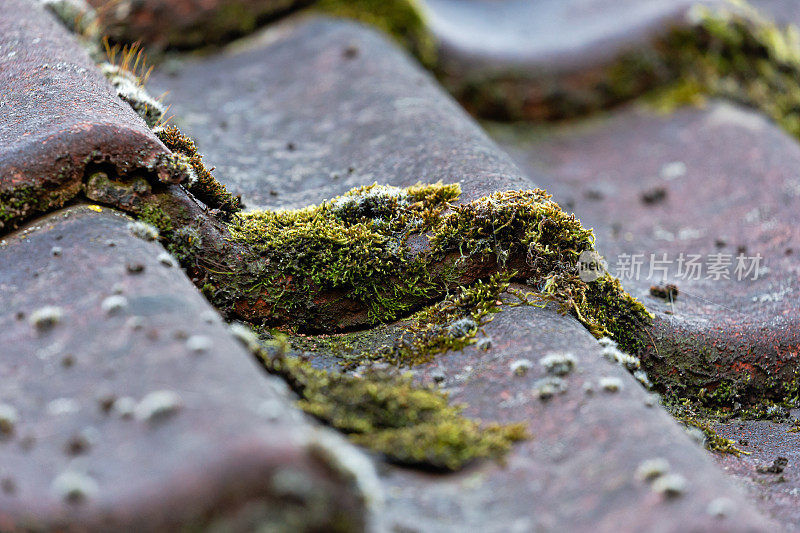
top-left (257, 335), bottom-right (527, 471)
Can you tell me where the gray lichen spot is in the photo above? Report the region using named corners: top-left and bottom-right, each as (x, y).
top-left (599, 376), bottom-right (623, 393)
top-left (29, 306), bottom-right (63, 331)
top-left (600, 345), bottom-right (640, 370)
top-left (635, 457), bottom-right (670, 481)
top-left (157, 251), bottom-right (178, 268)
top-left (476, 336), bottom-right (493, 351)
top-left (229, 323), bottom-right (260, 353)
top-left (186, 335), bottom-right (213, 354)
top-left (112, 396), bottom-right (137, 419)
top-left (51, 470), bottom-right (98, 503)
top-left (446, 317), bottom-right (477, 337)
top-left (509, 359), bottom-right (533, 377)
top-left (135, 390), bottom-right (182, 422)
top-left (539, 352), bottom-right (577, 376)
top-left (101, 295), bottom-right (129, 316)
top-left (47, 397), bottom-right (80, 416)
top-left (707, 497), bottom-right (735, 518)
top-left (652, 473), bottom-right (688, 498)
top-left (127, 221), bottom-right (159, 241)
top-left (633, 370), bottom-right (652, 388)
top-left (533, 377), bottom-right (567, 401)
top-left (0, 403), bottom-right (19, 436)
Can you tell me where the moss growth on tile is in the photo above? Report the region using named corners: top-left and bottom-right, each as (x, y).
top-left (291, 271), bottom-right (510, 370)
top-left (651, 1), bottom-right (800, 139)
top-left (258, 335), bottom-right (527, 470)
top-left (667, 399), bottom-right (748, 456)
top-left (220, 184), bottom-right (652, 352)
top-left (314, 0), bottom-right (437, 67)
top-left (154, 125), bottom-right (242, 214)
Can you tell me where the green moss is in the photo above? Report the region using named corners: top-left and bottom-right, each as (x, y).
top-left (314, 0), bottom-right (437, 68)
top-left (221, 184), bottom-right (652, 351)
top-left (649, 2), bottom-right (800, 140)
top-left (155, 126), bottom-right (242, 215)
top-left (258, 335), bottom-right (527, 470)
top-left (669, 399), bottom-right (748, 456)
top-left (0, 182), bottom-right (81, 232)
top-left (139, 204), bottom-right (173, 235)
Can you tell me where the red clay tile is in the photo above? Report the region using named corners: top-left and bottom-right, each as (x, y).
top-left (492, 101), bottom-right (800, 404)
top-left (87, 0), bottom-right (309, 49)
top-left (0, 205), bottom-right (374, 531)
top-left (0, 0), bottom-right (185, 234)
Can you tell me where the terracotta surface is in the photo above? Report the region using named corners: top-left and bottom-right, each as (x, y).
top-left (0, 206), bottom-right (374, 531)
top-left (0, 0), bottom-right (184, 234)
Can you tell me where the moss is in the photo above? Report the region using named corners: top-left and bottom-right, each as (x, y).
top-left (139, 204), bottom-right (173, 235)
top-left (314, 0), bottom-right (437, 68)
top-left (155, 126), bottom-right (242, 214)
top-left (258, 335), bottom-right (527, 470)
top-left (649, 2), bottom-right (800, 140)
top-left (669, 399), bottom-right (748, 456)
top-left (221, 184), bottom-right (651, 351)
top-left (0, 182), bottom-right (81, 232)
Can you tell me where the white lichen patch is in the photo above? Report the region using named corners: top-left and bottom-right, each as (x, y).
top-left (47, 397), bottom-right (80, 416)
top-left (533, 377), bottom-right (567, 400)
top-left (0, 403), bottom-right (19, 435)
top-left (229, 323), bottom-right (260, 353)
top-left (599, 376), bottom-right (623, 393)
top-left (601, 345), bottom-right (640, 370)
top-left (652, 473), bottom-right (688, 497)
top-left (101, 295), bottom-right (129, 315)
top-left (127, 220), bottom-right (159, 241)
top-left (509, 359), bottom-right (533, 377)
top-left (157, 251), bottom-right (178, 268)
top-left (539, 352), bottom-right (577, 376)
top-left (29, 306), bottom-right (63, 331)
top-left (101, 63), bottom-right (165, 128)
top-left (186, 335), bottom-right (213, 354)
top-left (635, 457), bottom-right (670, 481)
top-left (112, 396), bottom-right (137, 419)
top-left (135, 390), bottom-right (182, 422)
top-left (633, 370), bottom-right (652, 388)
top-left (51, 470), bottom-right (98, 503)
top-left (707, 497), bottom-right (735, 518)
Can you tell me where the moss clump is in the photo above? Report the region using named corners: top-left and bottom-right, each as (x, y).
top-left (223, 183), bottom-right (651, 352)
top-left (653, 2), bottom-right (800, 139)
top-left (259, 337), bottom-right (527, 470)
top-left (314, 0), bottom-right (437, 68)
top-left (669, 399), bottom-right (748, 456)
top-left (155, 126), bottom-right (242, 214)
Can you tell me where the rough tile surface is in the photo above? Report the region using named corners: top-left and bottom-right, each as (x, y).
top-left (714, 418), bottom-right (800, 530)
top-left (0, 0), bottom-right (183, 233)
top-left (151, 17), bottom-right (777, 530)
top-left (150, 16), bottom-right (532, 209)
top-left (87, 0), bottom-right (308, 49)
top-left (491, 101), bottom-right (800, 403)
top-left (0, 205), bottom-right (374, 531)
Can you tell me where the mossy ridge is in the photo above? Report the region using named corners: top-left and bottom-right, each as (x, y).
top-left (314, 0), bottom-right (437, 68)
top-left (154, 125), bottom-right (242, 215)
top-left (257, 335), bottom-right (527, 470)
top-left (223, 183), bottom-right (652, 352)
top-left (648, 1), bottom-right (800, 139)
top-left (290, 271), bottom-right (510, 370)
top-left (668, 399), bottom-right (749, 456)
